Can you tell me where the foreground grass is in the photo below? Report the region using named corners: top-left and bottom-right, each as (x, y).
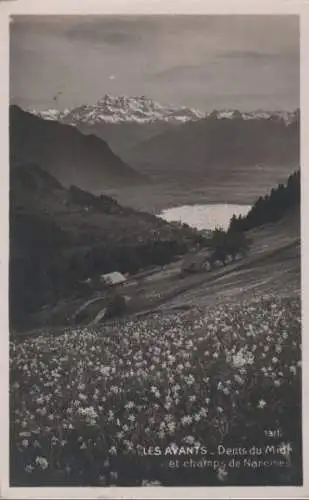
top-left (10, 295), bottom-right (302, 486)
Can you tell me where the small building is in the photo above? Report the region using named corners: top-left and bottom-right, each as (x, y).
top-left (100, 271), bottom-right (127, 287)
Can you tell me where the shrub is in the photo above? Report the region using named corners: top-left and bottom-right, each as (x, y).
top-left (105, 293), bottom-right (127, 319)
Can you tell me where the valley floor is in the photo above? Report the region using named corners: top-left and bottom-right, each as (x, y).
top-left (105, 164), bottom-right (297, 213)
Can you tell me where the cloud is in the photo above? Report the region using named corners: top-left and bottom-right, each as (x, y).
top-left (220, 50), bottom-right (278, 61)
top-left (151, 63), bottom-right (216, 82)
top-left (218, 49), bottom-right (298, 62)
top-left (10, 15), bottom-right (299, 112)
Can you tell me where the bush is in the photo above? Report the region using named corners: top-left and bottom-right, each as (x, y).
top-left (208, 228), bottom-right (252, 266)
top-left (105, 293), bottom-right (127, 319)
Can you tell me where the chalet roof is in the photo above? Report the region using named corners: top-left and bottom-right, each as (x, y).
top-left (100, 271), bottom-right (127, 285)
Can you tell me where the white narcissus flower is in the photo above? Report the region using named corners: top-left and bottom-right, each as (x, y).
top-left (167, 421), bottom-right (176, 434)
top-left (183, 435), bottom-right (195, 444)
top-left (181, 415), bottom-right (193, 426)
top-left (25, 464), bottom-right (35, 473)
top-left (19, 431), bottom-right (31, 437)
top-left (125, 401), bottom-right (134, 409)
top-left (200, 407), bottom-right (208, 417)
top-left (257, 399), bottom-right (267, 409)
top-left (35, 456), bottom-right (49, 470)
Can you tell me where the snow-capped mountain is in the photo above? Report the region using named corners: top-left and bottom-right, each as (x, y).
top-left (207, 108), bottom-right (298, 124)
top-left (27, 95), bottom-right (299, 126)
top-left (27, 108), bottom-right (70, 122)
top-left (28, 95), bottom-right (205, 125)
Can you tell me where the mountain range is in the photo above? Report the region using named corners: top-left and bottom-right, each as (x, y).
top-left (11, 97), bottom-right (300, 214)
top-left (26, 97), bottom-right (300, 173)
top-left (28, 95), bottom-right (298, 126)
top-left (28, 95), bottom-right (205, 125)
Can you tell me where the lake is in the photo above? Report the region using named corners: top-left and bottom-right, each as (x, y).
top-left (158, 204), bottom-right (252, 231)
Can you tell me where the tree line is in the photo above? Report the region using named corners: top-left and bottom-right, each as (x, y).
top-left (228, 169), bottom-right (300, 233)
top-left (204, 169), bottom-right (300, 268)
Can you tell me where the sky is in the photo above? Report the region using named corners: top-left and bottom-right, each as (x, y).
top-left (10, 15), bottom-right (299, 112)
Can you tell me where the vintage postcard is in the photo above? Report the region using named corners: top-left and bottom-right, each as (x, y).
top-left (1, 0), bottom-right (307, 498)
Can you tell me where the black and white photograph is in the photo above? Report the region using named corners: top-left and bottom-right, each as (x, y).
top-left (8, 11), bottom-right (302, 490)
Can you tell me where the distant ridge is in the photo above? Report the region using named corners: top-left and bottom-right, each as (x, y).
top-left (125, 107), bottom-right (300, 173)
top-left (10, 105), bottom-right (147, 194)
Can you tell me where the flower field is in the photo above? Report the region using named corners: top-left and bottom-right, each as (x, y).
top-left (10, 294), bottom-right (302, 486)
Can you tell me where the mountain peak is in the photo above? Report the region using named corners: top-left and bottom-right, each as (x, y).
top-left (26, 95), bottom-right (205, 125)
top-left (64, 94), bottom-right (205, 124)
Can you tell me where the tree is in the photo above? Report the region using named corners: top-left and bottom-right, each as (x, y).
top-left (213, 245), bottom-right (228, 266)
top-left (209, 228), bottom-right (229, 266)
top-left (228, 214), bottom-right (238, 233)
top-left (225, 230), bottom-right (252, 261)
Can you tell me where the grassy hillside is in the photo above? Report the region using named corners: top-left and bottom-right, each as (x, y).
top-left (10, 106), bottom-right (147, 193)
top-left (10, 162), bottom-right (202, 330)
top-left (10, 167), bottom-right (301, 487)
